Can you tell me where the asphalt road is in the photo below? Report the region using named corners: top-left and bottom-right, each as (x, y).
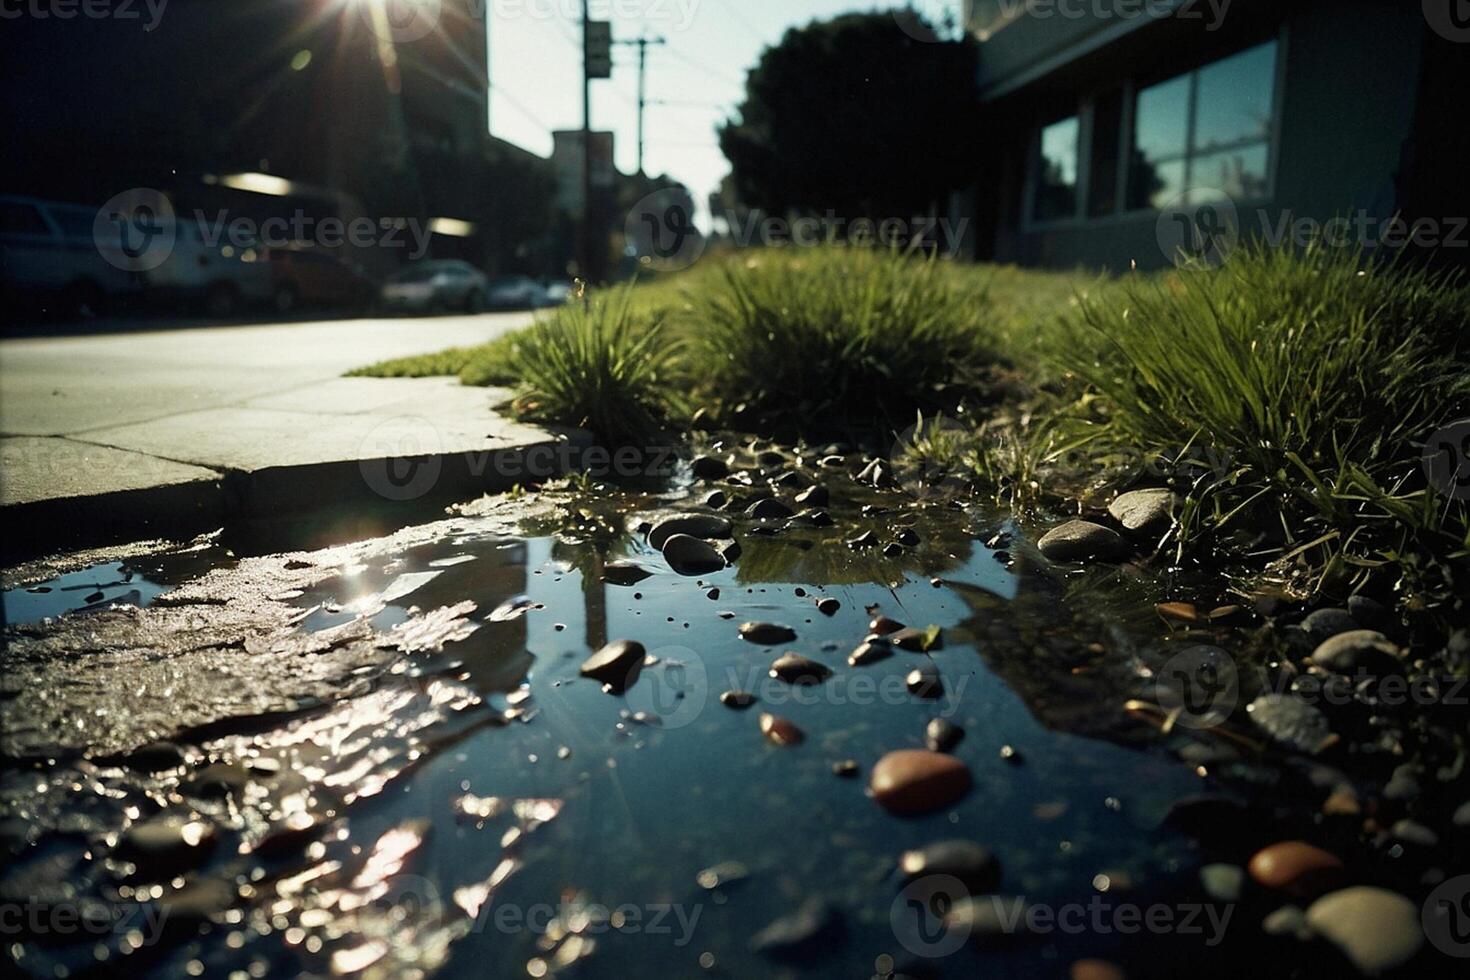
top-left (0, 312), bottom-right (534, 438)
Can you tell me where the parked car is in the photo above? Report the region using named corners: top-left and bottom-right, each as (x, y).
top-left (142, 221), bottom-right (274, 317)
top-left (542, 279), bottom-right (577, 305)
top-left (380, 260), bottom-right (490, 314)
top-left (266, 248), bottom-right (377, 314)
top-left (485, 274), bottom-right (552, 310)
top-left (0, 194), bottom-right (143, 315)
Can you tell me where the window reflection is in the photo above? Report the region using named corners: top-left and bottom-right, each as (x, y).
top-left (1034, 116), bottom-right (1079, 223)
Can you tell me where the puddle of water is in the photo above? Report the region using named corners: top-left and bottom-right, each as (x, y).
top-left (2, 560), bottom-right (169, 625)
top-left (1, 478), bottom-right (1253, 979)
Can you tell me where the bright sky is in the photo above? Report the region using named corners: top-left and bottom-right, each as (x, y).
top-left (487, 0), bottom-right (963, 226)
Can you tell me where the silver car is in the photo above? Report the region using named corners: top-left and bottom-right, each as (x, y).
top-left (380, 260), bottom-right (490, 315)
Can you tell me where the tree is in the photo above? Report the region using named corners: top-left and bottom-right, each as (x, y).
top-left (718, 11), bottom-right (979, 223)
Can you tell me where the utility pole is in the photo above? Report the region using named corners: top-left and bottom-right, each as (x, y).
top-left (614, 34), bottom-right (666, 176)
top-left (581, 0), bottom-right (593, 285)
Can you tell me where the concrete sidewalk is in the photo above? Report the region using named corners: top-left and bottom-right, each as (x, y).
top-left (1, 313), bottom-right (581, 558)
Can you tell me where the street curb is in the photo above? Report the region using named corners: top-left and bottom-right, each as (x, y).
top-left (0, 431), bottom-right (594, 564)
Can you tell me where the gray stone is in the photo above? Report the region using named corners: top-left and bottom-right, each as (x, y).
top-left (739, 622), bottom-right (796, 645)
top-left (580, 640), bottom-right (646, 691)
top-left (1200, 864), bottom-right (1245, 903)
top-left (1107, 488), bottom-right (1175, 537)
top-left (769, 654), bottom-right (831, 685)
top-left (925, 718), bottom-right (965, 753)
top-left (1389, 819), bottom-right (1438, 847)
top-left (661, 534), bottom-right (726, 576)
top-left (900, 840), bottom-right (998, 893)
top-left (648, 514), bottom-right (733, 549)
top-left (746, 498), bottom-right (793, 519)
top-left (1247, 694), bottom-right (1333, 754)
top-left (1305, 887), bottom-right (1423, 976)
top-left (1310, 630), bottom-right (1401, 675)
top-left (1300, 607), bottom-right (1358, 642)
top-left (1037, 520), bottom-right (1131, 562)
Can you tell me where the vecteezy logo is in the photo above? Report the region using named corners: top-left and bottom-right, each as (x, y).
top-left (1422, 419), bottom-right (1470, 501)
top-left (1155, 191), bottom-right (1239, 269)
top-left (622, 646), bottom-right (709, 730)
top-left (360, 0), bottom-right (442, 44)
top-left (94, 188), bottom-right (176, 272)
top-left (359, 417), bottom-right (444, 501)
top-left (1423, 0), bottom-right (1470, 42)
top-left (625, 190), bottom-right (706, 272)
top-left (1423, 875), bottom-right (1470, 957)
top-left (891, 874), bottom-right (968, 957)
top-left (1155, 645), bottom-right (1239, 729)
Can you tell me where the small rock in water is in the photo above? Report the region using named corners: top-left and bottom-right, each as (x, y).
top-left (649, 514), bottom-right (734, 549)
top-left (580, 639), bottom-right (647, 692)
top-left (126, 740), bottom-right (187, 773)
top-left (691, 455), bottom-right (730, 479)
top-left (1305, 887), bottom-right (1423, 976)
top-left (896, 528), bottom-right (921, 546)
top-left (662, 534), bottom-right (727, 576)
top-left (740, 621), bottom-right (797, 645)
top-left (907, 664), bottom-right (943, 699)
top-left (705, 489), bottom-right (728, 509)
top-left (1247, 841), bottom-right (1344, 899)
top-left (815, 597), bottom-right (840, 616)
top-left (870, 750), bottom-right (971, 815)
top-left (1107, 488), bottom-right (1175, 537)
top-left (798, 509), bottom-right (834, 527)
top-left (603, 561), bottom-right (654, 586)
top-left (769, 653), bottom-right (832, 685)
top-left (1383, 764), bottom-right (1421, 801)
top-left (999, 745), bottom-right (1023, 765)
top-left (1453, 799), bottom-right (1470, 827)
top-left (706, 587), bottom-right (720, 600)
top-left (900, 840), bottom-right (999, 893)
top-left (117, 816), bottom-right (217, 878)
top-left (848, 640), bottom-right (891, 666)
top-left (749, 898), bottom-right (839, 959)
top-left (746, 498), bottom-right (794, 520)
top-left (1389, 819), bottom-right (1438, 847)
top-left (1310, 629), bottom-right (1402, 676)
top-left (1037, 520), bottom-right (1131, 562)
top-left (883, 542), bottom-right (904, 556)
top-left (925, 718), bottom-right (964, 752)
top-left (720, 690), bottom-right (757, 709)
top-left (1300, 607), bottom-right (1358, 642)
top-left (697, 860), bottom-right (749, 889)
top-left (759, 713), bottom-right (804, 746)
top-left (1261, 904), bottom-right (1311, 939)
top-left (831, 760), bottom-right (859, 778)
top-left (183, 762), bottom-right (255, 799)
top-left (869, 615), bottom-right (905, 635)
top-left (794, 485), bottom-right (828, 507)
top-left (1199, 863), bottom-right (1245, 903)
top-left (847, 530), bottom-right (877, 548)
top-left (1247, 694), bottom-right (1334, 754)
top-left (1346, 594), bottom-right (1390, 630)
top-left (945, 895), bottom-right (1031, 941)
top-left (890, 626), bottom-right (938, 652)
top-left (856, 458), bottom-right (895, 487)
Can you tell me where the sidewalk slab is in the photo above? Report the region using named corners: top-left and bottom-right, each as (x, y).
top-left (1, 437), bottom-right (222, 507)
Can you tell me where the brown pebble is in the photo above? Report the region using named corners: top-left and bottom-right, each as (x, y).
top-left (760, 713), bottom-right (804, 746)
top-left (770, 654), bottom-right (831, 685)
top-left (869, 616), bottom-right (904, 635)
top-left (907, 664), bottom-right (943, 699)
top-left (720, 690), bottom-right (756, 709)
top-left (870, 750), bottom-right (972, 815)
top-left (1071, 959), bottom-right (1127, 980)
top-left (890, 627), bottom-right (938, 651)
top-left (579, 639), bottom-right (646, 692)
top-left (926, 718), bottom-right (964, 752)
top-left (1156, 602), bottom-right (1201, 624)
top-left (1247, 841), bottom-right (1345, 899)
top-left (848, 640), bottom-right (891, 667)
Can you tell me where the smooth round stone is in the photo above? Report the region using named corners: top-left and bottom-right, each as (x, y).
top-left (869, 616), bottom-right (905, 635)
top-left (899, 840), bottom-right (998, 893)
top-left (579, 639), bottom-right (646, 691)
top-left (1261, 904), bottom-right (1310, 938)
top-left (704, 490), bottom-right (728, 509)
top-left (740, 622), bottom-right (796, 645)
top-left (1300, 607), bottom-right (1358, 641)
top-left (1305, 887), bottom-right (1423, 976)
top-left (794, 485), bottom-right (828, 507)
top-left (1310, 629), bottom-right (1402, 675)
top-left (925, 718), bottom-right (965, 753)
top-left (720, 690), bottom-right (756, 710)
top-left (124, 740), bottom-right (187, 773)
top-left (815, 597), bottom-right (840, 616)
top-left (1199, 863), bottom-right (1245, 902)
top-left (603, 561), bottom-right (654, 586)
top-left (1247, 694), bottom-right (1334, 754)
top-left (848, 640), bottom-right (891, 667)
top-left (896, 528), bottom-right (921, 546)
top-left (1037, 520), bottom-right (1131, 562)
top-left (1389, 819), bottom-right (1438, 847)
top-left (831, 759), bottom-right (859, 778)
top-left (1247, 841), bottom-right (1344, 899)
top-left (870, 750), bottom-right (972, 815)
top-left (907, 664), bottom-right (943, 699)
top-left (117, 816), bottom-right (217, 877)
top-left (690, 455), bottom-right (730, 480)
top-left (1107, 488), bottom-right (1175, 537)
top-left (759, 713), bottom-right (803, 746)
top-left (649, 514), bottom-right (733, 549)
top-left (769, 654), bottom-right (831, 685)
top-left (891, 627), bottom-right (938, 652)
top-left (661, 534), bottom-right (727, 576)
top-left (746, 498), bottom-right (793, 520)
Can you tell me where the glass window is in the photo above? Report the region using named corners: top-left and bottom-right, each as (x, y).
top-left (1034, 116), bottom-right (1079, 223)
top-left (1127, 40), bottom-right (1278, 210)
top-left (1088, 90), bottom-right (1124, 217)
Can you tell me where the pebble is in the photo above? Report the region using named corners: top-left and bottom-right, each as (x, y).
top-left (125, 740), bottom-right (187, 773)
top-left (900, 840), bottom-right (999, 893)
top-left (1346, 594), bottom-right (1390, 630)
top-left (749, 898), bottom-right (837, 959)
top-left (746, 498), bottom-right (793, 520)
top-left (896, 528), bottom-right (921, 546)
top-left (925, 718), bottom-right (965, 752)
top-left (769, 654), bottom-right (831, 685)
top-left (720, 690), bottom-right (756, 709)
top-left (759, 713), bottom-right (804, 746)
top-left (662, 534), bottom-right (727, 576)
top-left (706, 587), bottom-right (720, 600)
top-left (691, 455), bottom-right (730, 479)
top-left (649, 515), bottom-right (734, 549)
top-left (1261, 904), bottom-right (1311, 939)
top-left (1305, 887), bottom-right (1423, 976)
top-left (794, 485), bottom-right (828, 507)
top-left (1300, 607), bottom-right (1358, 641)
top-left (831, 760), bottom-right (859, 778)
top-left (704, 490), bottom-right (728, 509)
top-left (1310, 629), bottom-right (1402, 676)
top-left (907, 664), bottom-right (943, 699)
top-left (1037, 520), bottom-right (1131, 562)
top-left (944, 895), bottom-right (1029, 939)
top-left (999, 745), bottom-right (1023, 764)
top-left (1247, 841), bottom-right (1344, 899)
top-left (869, 750), bottom-right (972, 815)
top-left (1199, 863), bottom-right (1245, 902)
top-left (696, 860), bottom-right (748, 889)
top-left (848, 640), bottom-right (891, 666)
top-left (1155, 601), bottom-right (1200, 624)
top-left (117, 816), bottom-right (217, 877)
top-left (1070, 961), bottom-right (1127, 980)
top-left (856, 458), bottom-right (895, 487)
top-left (797, 508), bottom-right (834, 527)
top-left (1247, 694), bottom-right (1334, 754)
top-left (818, 454), bottom-right (845, 468)
top-left (815, 597), bottom-right (840, 616)
top-left (869, 616), bottom-right (905, 635)
top-left (847, 530), bottom-right (877, 548)
top-left (183, 761), bottom-right (255, 799)
top-left (1389, 819), bottom-right (1438, 847)
top-left (1383, 764), bottom-right (1421, 802)
top-left (1107, 488), bottom-right (1175, 537)
top-left (740, 622), bottom-right (796, 645)
top-left (580, 639), bottom-right (647, 692)
top-left (602, 561), bottom-right (654, 586)
top-left (1454, 799), bottom-right (1470, 827)
top-left (883, 542), bottom-right (904, 556)
top-left (890, 627), bottom-right (937, 652)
